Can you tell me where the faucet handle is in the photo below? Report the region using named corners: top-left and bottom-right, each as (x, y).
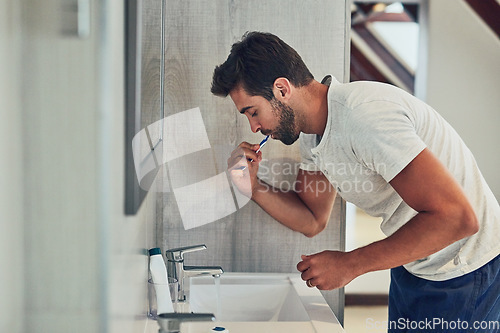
top-left (165, 244), bottom-right (207, 262)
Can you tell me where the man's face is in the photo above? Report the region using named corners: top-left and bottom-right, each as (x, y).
top-left (229, 86), bottom-right (300, 145)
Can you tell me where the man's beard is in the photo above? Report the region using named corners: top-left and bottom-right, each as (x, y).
top-left (269, 98), bottom-right (300, 145)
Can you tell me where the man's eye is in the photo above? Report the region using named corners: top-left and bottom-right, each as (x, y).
top-left (251, 112), bottom-right (258, 117)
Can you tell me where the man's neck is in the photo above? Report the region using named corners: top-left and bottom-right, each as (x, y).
top-left (295, 80), bottom-right (329, 136)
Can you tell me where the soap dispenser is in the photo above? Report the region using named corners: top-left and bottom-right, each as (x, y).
top-left (149, 247), bottom-right (175, 314)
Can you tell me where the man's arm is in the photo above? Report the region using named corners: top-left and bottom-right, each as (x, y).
top-left (227, 142), bottom-right (337, 237)
top-left (252, 169), bottom-right (337, 237)
top-left (297, 148), bottom-right (479, 289)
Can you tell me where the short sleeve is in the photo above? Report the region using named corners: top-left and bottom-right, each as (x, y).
top-left (299, 132), bottom-right (321, 171)
top-left (347, 101), bottom-right (427, 182)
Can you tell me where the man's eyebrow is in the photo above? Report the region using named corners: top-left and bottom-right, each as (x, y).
top-left (239, 106), bottom-right (252, 114)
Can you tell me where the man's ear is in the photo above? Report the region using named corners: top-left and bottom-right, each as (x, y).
top-left (272, 77), bottom-right (292, 101)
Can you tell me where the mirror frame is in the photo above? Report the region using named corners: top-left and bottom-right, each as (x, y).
top-left (124, 0), bottom-right (165, 214)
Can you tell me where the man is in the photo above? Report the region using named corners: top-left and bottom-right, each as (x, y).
top-left (211, 32), bottom-right (499, 332)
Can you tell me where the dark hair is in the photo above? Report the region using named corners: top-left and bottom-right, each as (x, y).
top-left (211, 32), bottom-right (314, 100)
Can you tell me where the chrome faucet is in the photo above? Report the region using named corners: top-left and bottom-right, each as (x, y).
top-left (165, 244), bottom-right (224, 302)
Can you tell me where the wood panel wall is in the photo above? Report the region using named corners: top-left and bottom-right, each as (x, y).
top-left (160, 0), bottom-right (349, 320)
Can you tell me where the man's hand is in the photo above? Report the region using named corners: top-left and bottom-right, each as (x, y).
top-left (227, 142), bottom-right (263, 198)
top-left (297, 251), bottom-right (359, 290)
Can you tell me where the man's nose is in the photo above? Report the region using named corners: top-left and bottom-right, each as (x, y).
top-left (249, 118), bottom-right (261, 133)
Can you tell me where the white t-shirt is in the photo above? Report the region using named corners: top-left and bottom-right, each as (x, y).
top-left (300, 76), bottom-right (500, 281)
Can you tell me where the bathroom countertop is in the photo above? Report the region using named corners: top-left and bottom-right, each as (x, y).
top-left (144, 320), bottom-right (345, 333)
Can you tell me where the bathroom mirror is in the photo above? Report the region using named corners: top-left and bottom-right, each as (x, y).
top-left (124, 0), bottom-right (165, 214)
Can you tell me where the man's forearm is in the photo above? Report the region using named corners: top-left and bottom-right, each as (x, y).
top-left (251, 178), bottom-right (328, 237)
top-left (347, 209), bottom-right (478, 277)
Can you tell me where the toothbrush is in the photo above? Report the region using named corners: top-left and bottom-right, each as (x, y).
top-left (252, 135), bottom-right (269, 161)
top-left (235, 135), bottom-right (269, 170)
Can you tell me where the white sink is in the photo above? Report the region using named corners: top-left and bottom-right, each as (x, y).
top-left (172, 273), bottom-right (346, 333)
top-left (145, 273), bottom-right (344, 333)
top-left (189, 274), bottom-right (309, 322)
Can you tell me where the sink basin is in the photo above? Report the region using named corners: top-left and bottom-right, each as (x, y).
top-left (145, 273), bottom-right (345, 333)
top-left (189, 274), bottom-right (309, 322)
